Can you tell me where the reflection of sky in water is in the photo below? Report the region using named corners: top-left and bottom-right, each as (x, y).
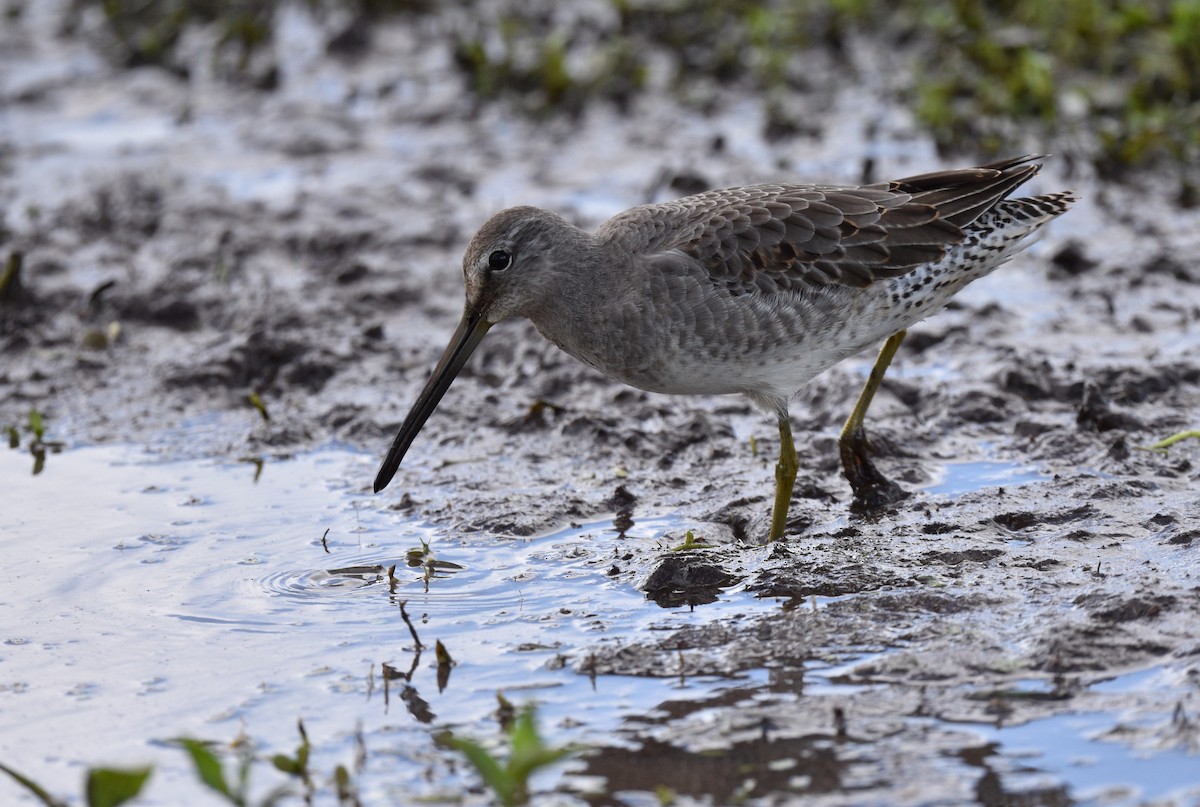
top-left (2, 446), bottom-right (1195, 805)
top-left (975, 706), bottom-right (1199, 803)
top-left (0, 446), bottom-right (769, 804)
top-left (923, 459), bottom-right (1046, 498)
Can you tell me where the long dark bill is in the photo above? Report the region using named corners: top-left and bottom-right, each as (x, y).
top-left (373, 307), bottom-right (492, 493)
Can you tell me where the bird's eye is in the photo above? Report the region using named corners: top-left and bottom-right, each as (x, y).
top-left (488, 250), bottom-right (512, 271)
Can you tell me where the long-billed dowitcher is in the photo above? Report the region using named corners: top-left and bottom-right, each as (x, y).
top-left (374, 155), bottom-right (1074, 540)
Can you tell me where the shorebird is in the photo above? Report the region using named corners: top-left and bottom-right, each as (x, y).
top-left (374, 155), bottom-right (1073, 540)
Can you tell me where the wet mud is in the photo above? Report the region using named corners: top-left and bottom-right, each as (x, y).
top-left (3, 3), bottom-right (1200, 804)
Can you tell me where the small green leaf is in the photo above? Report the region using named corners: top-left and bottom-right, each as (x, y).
top-left (85, 766), bottom-right (153, 807)
top-left (179, 740), bottom-right (235, 802)
top-left (0, 251), bottom-right (22, 302)
top-left (28, 410), bottom-right (44, 441)
top-left (0, 761), bottom-right (68, 807)
top-left (333, 764), bottom-right (352, 801)
top-left (506, 710), bottom-right (573, 786)
top-left (248, 392), bottom-right (270, 423)
top-left (508, 708), bottom-right (539, 752)
top-left (81, 329), bottom-right (109, 350)
top-left (444, 707), bottom-right (576, 806)
top-left (671, 530), bottom-right (709, 551)
top-left (445, 736), bottom-right (515, 806)
top-left (294, 719), bottom-right (310, 774)
top-left (495, 693), bottom-right (516, 730)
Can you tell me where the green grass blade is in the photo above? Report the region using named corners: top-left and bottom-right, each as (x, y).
top-left (446, 737), bottom-right (515, 806)
top-left (0, 762), bottom-right (68, 807)
top-left (179, 740), bottom-right (237, 803)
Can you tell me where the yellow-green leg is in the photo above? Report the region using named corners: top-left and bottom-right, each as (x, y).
top-left (770, 414), bottom-right (798, 541)
top-left (839, 330), bottom-right (908, 509)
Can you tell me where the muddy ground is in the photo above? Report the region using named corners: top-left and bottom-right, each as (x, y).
top-left (3, 3), bottom-right (1199, 804)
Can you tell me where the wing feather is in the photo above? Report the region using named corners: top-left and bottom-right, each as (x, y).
top-left (599, 155), bottom-right (1046, 292)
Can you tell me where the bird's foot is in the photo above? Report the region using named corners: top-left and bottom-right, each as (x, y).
top-left (839, 428), bottom-right (908, 512)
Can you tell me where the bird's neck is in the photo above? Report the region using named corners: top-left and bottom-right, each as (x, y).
top-left (523, 237), bottom-right (645, 377)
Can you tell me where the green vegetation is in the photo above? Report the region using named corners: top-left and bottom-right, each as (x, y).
top-left (911, 0), bottom-right (1200, 179)
top-left (11, 408), bottom-right (62, 476)
top-left (178, 720), bottom-right (352, 805)
top-left (452, 13), bottom-right (646, 115)
top-left (27, 408), bottom-right (44, 442)
top-left (63, 0), bottom-right (431, 72)
top-left (403, 538), bottom-right (466, 588)
top-left (248, 391), bottom-right (270, 423)
top-left (1, 708), bottom-right (572, 806)
top-left (0, 251), bottom-right (22, 303)
top-left (438, 706), bottom-right (576, 807)
top-left (671, 529), bottom-right (711, 551)
top-left (64, 0), bottom-right (273, 75)
top-left (180, 735), bottom-right (294, 806)
top-left (1, 721), bottom-right (356, 807)
top-left (1, 760), bottom-right (150, 807)
top-left (64, 1), bottom-right (1200, 182)
top-left (1140, 428), bottom-right (1200, 452)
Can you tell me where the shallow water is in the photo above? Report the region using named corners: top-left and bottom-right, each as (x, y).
top-left (3, 446), bottom-right (1197, 805)
top-left (975, 705), bottom-right (1200, 803)
top-left (922, 459), bottom-right (1046, 498)
top-left (0, 445), bottom-right (776, 803)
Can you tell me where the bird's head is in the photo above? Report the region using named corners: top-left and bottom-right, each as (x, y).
top-left (372, 205), bottom-right (583, 492)
top-left (459, 205), bottom-right (579, 324)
